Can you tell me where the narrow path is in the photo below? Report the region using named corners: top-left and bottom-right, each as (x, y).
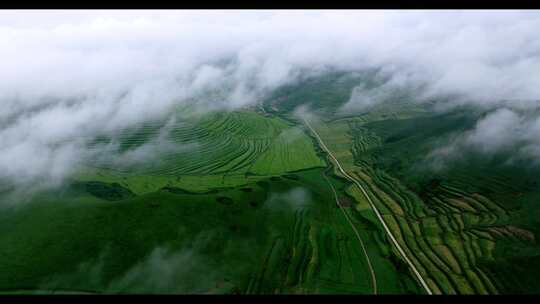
top-left (303, 118), bottom-right (433, 295)
top-left (322, 171), bottom-right (377, 294)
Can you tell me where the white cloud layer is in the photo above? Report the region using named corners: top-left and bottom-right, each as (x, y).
top-left (428, 107), bottom-right (540, 168)
top-left (1, 10), bottom-right (540, 189)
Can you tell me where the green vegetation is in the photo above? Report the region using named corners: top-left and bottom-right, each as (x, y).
top-left (263, 70), bottom-right (381, 115)
top-left (308, 99), bottom-right (540, 294)
top-left (0, 104), bottom-right (416, 294)
top-left (70, 181), bottom-right (136, 201)
top-left (3, 72), bottom-right (538, 295)
top-left (80, 110), bottom-right (324, 193)
top-left (0, 168), bottom-right (415, 294)
top-left (355, 111), bottom-right (540, 294)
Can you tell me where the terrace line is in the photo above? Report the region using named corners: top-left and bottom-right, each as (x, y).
top-left (302, 117), bottom-right (434, 295)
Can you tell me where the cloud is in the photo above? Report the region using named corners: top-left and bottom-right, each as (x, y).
top-left (264, 187), bottom-right (313, 211)
top-left (106, 247), bottom-right (204, 293)
top-left (1, 10), bottom-right (540, 190)
top-left (339, 76), bottom-right (415, 113)
top-left (38, 227), bottom-right (256, 293)
top-left (427, 108), bottom-right (540, 169)
top-left (337, 11), bottom-right (540, 111)
top-left (39, 245), bottom-right (221, 294)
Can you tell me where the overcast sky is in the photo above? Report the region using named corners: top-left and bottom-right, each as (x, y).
top-left (1, 10), bottom-right (539, 190)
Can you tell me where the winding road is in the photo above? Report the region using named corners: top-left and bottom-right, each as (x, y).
top-left (303, 117), bottom-right (433, 295)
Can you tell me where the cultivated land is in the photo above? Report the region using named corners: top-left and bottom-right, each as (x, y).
top-left (265, 76), bottom-right (540, 294)
top-left (0, 104), bottom-right (417, 294)
top-left (1, 73), bottom-right (540, 294)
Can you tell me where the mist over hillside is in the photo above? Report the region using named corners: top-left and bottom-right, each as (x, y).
top-left (1, 10), bottom-right (539, 191)
top-left (3, 10), bottom-right (540, 295)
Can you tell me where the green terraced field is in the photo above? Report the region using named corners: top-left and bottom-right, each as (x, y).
top-left (3, 73), bottom-right (540, 295)
top-left (0, 105), bottom-right (418, 295)
top-left (306, 101), bottom-right (540, 295)
top-left (87, 110), bottom-right (325, 178)
top-left (76, 110), bottom-right (326, 196)
top-left (0, 168), bottom-right (417, 294)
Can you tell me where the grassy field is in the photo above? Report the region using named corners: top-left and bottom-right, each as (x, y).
top-left (0, 105), bottom-right (418, 294)
top-left (262, 70), bottom-right (382, 116)
top-left (356, 112), bottom-right (540, 294)
top-left (3, 71), bottom-right (538, 294)
top-left (78, 110), bottom-right (325, 193)
top-left (304, 99), bottom-right (540, 294)
top-left (0, 168), bottom-right (417, 294)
